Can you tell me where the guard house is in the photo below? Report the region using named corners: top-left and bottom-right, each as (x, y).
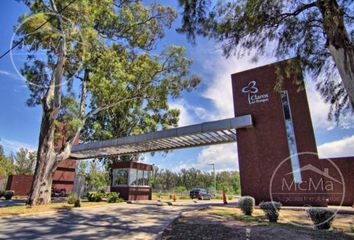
top-left (110, 161), bottom-right (153, 200)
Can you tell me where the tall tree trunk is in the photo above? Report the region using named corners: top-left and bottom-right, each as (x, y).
top-left (27, 23), bottom-right (66, 205)
top-left (27, 108), bottom-right (58, 205)
top-left (319, 0), bottom-right (354, 106)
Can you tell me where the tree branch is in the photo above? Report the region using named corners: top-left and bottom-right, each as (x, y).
top-left (276, 2), bottom-right (319, 23)
top-left (55, 94), bottom-right (146, 162)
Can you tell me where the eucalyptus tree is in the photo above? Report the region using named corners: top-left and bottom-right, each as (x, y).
top-left (178, 0), bottom-right (354, 120)
top-left (12, 148), bottom-right (36, 175)
top-left (15, 0), bottom-right (199, 205)
top-left (0, 145), bottom-right (14, 178)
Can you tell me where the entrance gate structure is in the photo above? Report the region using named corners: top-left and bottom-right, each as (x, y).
top-left (70, 58), bottom-right (354, 206)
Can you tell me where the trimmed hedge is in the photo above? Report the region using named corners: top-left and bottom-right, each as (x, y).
top-left (238, 196), bottom-right (255, 216)
top-left (259, 201), bottom-right (282, 223)
top-left (306, 208), bottom-right (336, 230)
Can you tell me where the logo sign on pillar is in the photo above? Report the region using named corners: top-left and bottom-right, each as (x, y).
top-left (242, 80), bottom-right (269, 105)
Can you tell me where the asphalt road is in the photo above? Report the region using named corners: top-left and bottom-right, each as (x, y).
top-left (0, 203), bottom-right (199, 240)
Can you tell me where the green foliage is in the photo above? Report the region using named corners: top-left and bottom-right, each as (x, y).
top-left (306, 208), bottom-right (336, 230)
top-left (106, 192), bottom-right (120, 203)
top-left (85, 162), bottom-right (109, 192)
top-left (11, 148), bottom-right (36, 175)
top-left (178, 0), bottom-right (354, 120)
top-left (16, 0), bottom-right (199, 144)
top-left (87, 191), bottom-right (104, 202)
top-left (0, 145), bottom-right (14, 178)
top-left (4, 191), bottom-right (14, 200)
top-left (175, 186), bottom-right (187, 194)
top-left (151, 167), bottom-right (240, 194)
top-left (227, 195), bottom-right (233, 201)
top-left (67, 192), bottom-right (79, 204)
top-left (238, 196), bottom-right (255, 216)
top-left (74, 199), bottom-right (81, 208)
top-left (259, 201), bottom-right (282, 223)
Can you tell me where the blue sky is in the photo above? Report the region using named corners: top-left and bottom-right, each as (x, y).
top-left (1, 0), bottom-right (354, 173)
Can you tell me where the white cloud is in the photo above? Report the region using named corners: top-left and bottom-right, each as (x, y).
top-left (0, 70), bottom-right (11, 76)
top-left (196, 45), bottom-right (276, 120)
top-left (0, 138), bottom-right (36, 154)
top-left (195, 143), bottom-right (239, 171)
top-left (169, 99), bottom-right (197, 126)
top-left (193, 42), bottom-right (354, 130)
top-left (317, 135), bottom-right (354, 158)
top-left (306, 80), bottom-right (354, 130)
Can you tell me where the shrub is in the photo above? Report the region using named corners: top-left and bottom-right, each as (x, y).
top-left (228, 195), bottom-right (234, 200)
top-left (238, 196), bottom-right (255, 216)
top-left (87, 192), bottom-right (104, 202)
top-left (306, 208), bottom-right (336, 230)
top-left (259, 201), bottom-right (282, 223)
top-left (4, 191), bottom-right (14, 200)
top-left (74, 199), bottom-right (81, 207)
top-left (106, 192), bottom-right (119, 203)
top-left (116, 197), bottom-right (125, 203)
top-left (67, 193), bottom-right (79, 204)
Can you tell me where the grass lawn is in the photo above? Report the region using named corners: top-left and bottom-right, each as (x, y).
top-left (162, 206), bottom-right (354, 240)
top-left (206, 206), bottom-right (354, 233)
top-left (0, 201), bottom-right (115, 217)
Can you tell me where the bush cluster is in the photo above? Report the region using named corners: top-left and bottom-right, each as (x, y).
top-left (67, 193), bottom-right (79, 204)
top-left (306, 208), bottom-right (336, 230)
top-left (87, 192), bottom-right (104, 202)
top-left (238, 196), bottom-right (255, 216)
top-left (86, 191), bottom-right (124, 203)
top-left (106, 192), bottom-right (119, 203)
top-left (0, 191), bottom-right (14, 200)
top-left (236, 196), bottom-right (337, 230)
top-left (259, 201), bottom-right (282, 223)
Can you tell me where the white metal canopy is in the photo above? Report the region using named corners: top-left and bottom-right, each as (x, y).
top-left (70, 115), bottom-right (253, 159)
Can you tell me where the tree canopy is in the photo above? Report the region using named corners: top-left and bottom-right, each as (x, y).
top-left (11, 148), bottom-right (36, 175)
top-left (178, 0), bottom-right (354, 121)
top-left (151, 167), bottom-right (241, 194)
top-left (15, 0), bottom-right (200, 205)
top-left (0, 145), bottom-right (14, 178)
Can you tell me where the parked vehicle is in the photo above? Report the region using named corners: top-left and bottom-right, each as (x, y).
top-left (51, 188), bottom-right (66, 197)
top-left (189, 188), bottom-right (211, 200)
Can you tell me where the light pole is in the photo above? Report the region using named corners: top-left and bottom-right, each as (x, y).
top-left (208, 163), bottom-right (216, 195)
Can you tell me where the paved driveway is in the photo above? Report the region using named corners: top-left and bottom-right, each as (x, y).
top-left (0, 203), bottom-right (198, 240)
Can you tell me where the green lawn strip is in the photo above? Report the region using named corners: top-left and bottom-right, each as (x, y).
top-left (201, 206), bottom-right (353, 235)
top-left (0, 201), bottom-right (116, 217)
top-left (163, 207), bottom-right (353, 240)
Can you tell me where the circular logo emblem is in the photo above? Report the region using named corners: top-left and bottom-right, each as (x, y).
top-left (269, 152), bottom-right (345, 228)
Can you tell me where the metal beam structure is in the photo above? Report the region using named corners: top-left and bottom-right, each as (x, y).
top-left (70, 115), bottom-right (253, 159)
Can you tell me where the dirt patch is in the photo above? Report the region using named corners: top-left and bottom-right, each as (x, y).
top-left (161, 207), bottom-right (353, 240)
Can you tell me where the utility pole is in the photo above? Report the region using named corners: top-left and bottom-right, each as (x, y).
top-left (208, 163), bottom-right (216, 195)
